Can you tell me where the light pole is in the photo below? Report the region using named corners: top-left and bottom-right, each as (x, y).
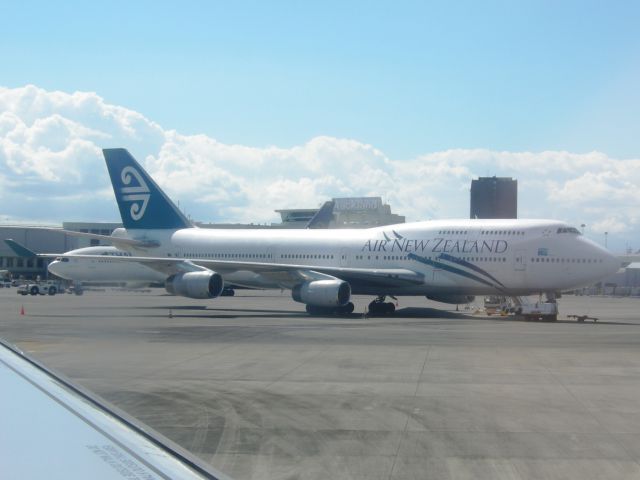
top-left (580, 223), bottom-right (586, 234)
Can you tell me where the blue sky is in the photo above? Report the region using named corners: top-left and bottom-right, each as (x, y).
top-left (1, 2), bottom-right (640, 251)
top-left (2, 1), bottom-right (639, 159)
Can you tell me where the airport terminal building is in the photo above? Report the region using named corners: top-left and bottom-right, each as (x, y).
top-left (0, 227), bottom-right (74, 280)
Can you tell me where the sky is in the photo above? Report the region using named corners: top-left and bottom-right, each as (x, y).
top-left (1, 1), bottom-right (639, 252)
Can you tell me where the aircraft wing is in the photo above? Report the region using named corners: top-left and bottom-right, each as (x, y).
top-left (48, 253), bottom-right (425, 289)
top-left (3, 227), bottom-right (156, 250)
top-left (237, 263), bottom-right (425, 289)
top-left (0, 339), bottom-right (229, 480)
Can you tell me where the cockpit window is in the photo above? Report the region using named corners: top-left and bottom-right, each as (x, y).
top-left (557, 227), bottom-right (581, 235)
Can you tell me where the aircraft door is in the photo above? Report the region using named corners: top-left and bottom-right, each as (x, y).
top-left (515, 249), bottom-right (526, 271)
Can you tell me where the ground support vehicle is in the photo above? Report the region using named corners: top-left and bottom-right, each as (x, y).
top-left (17, 281), bottom-right (63, 296)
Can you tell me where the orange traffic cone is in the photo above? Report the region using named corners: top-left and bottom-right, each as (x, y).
top-left (20, 305), bottom-right (24, 315)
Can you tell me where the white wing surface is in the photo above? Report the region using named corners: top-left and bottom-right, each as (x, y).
top-left (0, 339), bottom-right (230, 480)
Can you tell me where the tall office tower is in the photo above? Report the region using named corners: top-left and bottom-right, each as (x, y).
top-left (470, 176), bottom-right (517, 219)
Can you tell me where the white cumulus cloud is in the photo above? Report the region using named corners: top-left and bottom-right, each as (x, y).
top-left (0, 84), bottom-right (638, 251)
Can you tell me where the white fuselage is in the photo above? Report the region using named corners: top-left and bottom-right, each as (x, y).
top-left (48, 246), bottom-right (165, 285)
top-left (113, 218), bottom-right (618, 296)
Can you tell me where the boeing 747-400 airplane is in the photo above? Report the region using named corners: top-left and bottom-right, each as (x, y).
top-left (48, 148), bottom-right (620, 315)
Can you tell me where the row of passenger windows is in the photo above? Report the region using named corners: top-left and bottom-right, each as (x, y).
top-left (168, 252), bottom-right (602, 266)
top-left (281, 254), bottom-right (334, 260)
top-left (175, 252), bottom-right (514, 264)
top-left (438, 230), bottom-right (526, 236)
top-left (355, 255), bottom-right (508, 263)
top-left (355, 255), bottom-right (409, 260)
top-left (532, 257), bottom-right (603, 264)
top-left (178, 252), bottom-right (272, 259)
top-left (481, 230), bottom-right (524, 235)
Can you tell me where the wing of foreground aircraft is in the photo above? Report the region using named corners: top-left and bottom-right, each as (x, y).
top-left (0, 339), bottom-right (230, 480)
top-left (42, 252), bottom-right (425, 289)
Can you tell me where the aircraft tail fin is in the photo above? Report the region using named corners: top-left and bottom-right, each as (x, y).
top-left (4, 239), bottom-right (38, 258)
top-left (103, 149), bottom-right (192, 230)
top-left (306, 201), bottom-right (335, 229)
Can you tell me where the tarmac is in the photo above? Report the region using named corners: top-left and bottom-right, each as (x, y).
top-left (1, 288), bottom-right (640, 480)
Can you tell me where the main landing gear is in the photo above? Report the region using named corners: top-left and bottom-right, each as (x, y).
top-left (306, 302), bottom-right (355, 316)
top-left (367, 296), bottom-right (396, 315)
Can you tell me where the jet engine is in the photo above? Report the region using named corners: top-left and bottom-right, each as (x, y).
top-left (165, 271), bottom-right (224, 299)
top-left (292, 280), bottom-right (351, 307)
top-left (426, 294), bottom-right (475, 305)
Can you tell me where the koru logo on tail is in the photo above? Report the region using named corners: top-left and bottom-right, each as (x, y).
top-left (120, 166), bottom-right (150, 220)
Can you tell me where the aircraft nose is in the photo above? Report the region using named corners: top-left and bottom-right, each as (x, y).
top-left (48, 260), bottom-right (67, 279)
top-left (580, 237), bottom-right (619, 281)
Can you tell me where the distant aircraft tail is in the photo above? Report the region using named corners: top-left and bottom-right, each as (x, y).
top-left (306, 201), bottom-right (335, 229)
top-left (4, 239), bottom-right (37, 258)
top-left (103, 149), bottom-right (192, 230)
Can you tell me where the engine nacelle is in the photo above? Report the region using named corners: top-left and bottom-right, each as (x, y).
top-left (426, 294), bottom-right (475, 304)
top-left (292, 280), bottom-right (351, 307)
top-left (165, 271), bottom-right (224, 299)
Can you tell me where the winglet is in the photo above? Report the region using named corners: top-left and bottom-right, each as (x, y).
top-left (4, 239), bottom-right (38, 258)
top-left (103, 148), bottom-right (192, 230)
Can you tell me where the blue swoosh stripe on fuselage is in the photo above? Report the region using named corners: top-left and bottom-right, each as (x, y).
top-left (437, 253), bottom-right (505, 287)
top-left (408, 253), bottom-right (496, 289)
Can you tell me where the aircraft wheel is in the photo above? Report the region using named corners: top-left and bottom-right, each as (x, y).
top-left (306, 304), bottom-right (323, 315)
top-left (368, 301), bottom-right (381, 315)
top-left (368, 301), bottom-right (395, 316)
top-left (335, 302), bottom-right (354, 315)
